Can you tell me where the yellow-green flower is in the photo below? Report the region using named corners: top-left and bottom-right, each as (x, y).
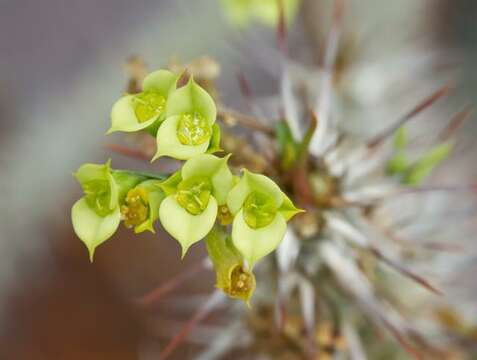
top-left (220, 0), bottom-right (300, 28)
top-left (120, 179), bottom-right (165, 234)
top-left (71, 161), bottom-right (150, 260)
top-left (158, 154), bottom-right (234, 256)
top-left (108, 69), bottom-right (178, 134)
top-left (71, 160), bottom-right (120, 261)
top-left (153, 77), bottom-right (217, 161)
top-left (227, 170), bottom-right (302, 268)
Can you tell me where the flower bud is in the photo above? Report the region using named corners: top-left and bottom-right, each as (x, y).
top-left (206, 229), bottom-right (256, 304)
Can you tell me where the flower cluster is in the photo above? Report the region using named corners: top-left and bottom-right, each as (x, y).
top-left (72, 69), bottom-right (301, 302)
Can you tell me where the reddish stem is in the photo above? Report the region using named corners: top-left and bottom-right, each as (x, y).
top-left (367, 85), bottom-right (451, 149)
top-left (105, 143), bottom-right (150, 161)
top-left (438, 105), bottom-right (473, 141)
top-left (136, 259), bottom-right (208, 306)
top-left (159, 291), bottom-right (224, 360)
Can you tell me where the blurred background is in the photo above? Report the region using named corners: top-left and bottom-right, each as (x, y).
top-left (0, 0), bottom-right (476, 359)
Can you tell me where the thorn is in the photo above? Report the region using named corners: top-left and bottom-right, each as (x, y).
top-left (371, 247), bottom-right (442, 296)
top-left (367, 85), bottom-right (451, 148)
top-left (438, 105), bottom-right (473, 141)
top-left (381, 318), bottom-right (426, 360)
top-left (136, 259), bottom-right (208, 306)
top-left (158, 290), bottom-right (224, 360)
top-left (276, 0), bottom-right (288, 55)
top-left (237, 71), bottom-right (253, 113)
top-left (105, 143), bottom-right (151, 161)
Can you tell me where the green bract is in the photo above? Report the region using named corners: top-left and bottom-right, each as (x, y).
top-left (206, 228), bottom-right (256, 304)
top-left (158, 154), bottom-right (234, 256)
top-left (227, 170), bottom-right (302, 268)
top-left (72, 160), bottom-right (120, 261)
top-left (387, 152), bottom-right (409, 175)
top-left (108, 70), bottom-right (178, 134)
top-left (120, 179), bottom-right (165, 234)
top-left (221, 0), bottom-right (300, 28)
top-left (153, 77), bottom-right (217, 161)
top-left (404, 142), bottom-right (453, 186)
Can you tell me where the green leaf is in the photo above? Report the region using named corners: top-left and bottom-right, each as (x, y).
top-left (386, 152), bottom-right (409, 176)
top-left (275, 121), bottom-right (297, 169)
top-left (231, 210), bottom-right (287, 268)
top-left (166, 76), bottom-right (217, 125)
top-left (393, 126), bottom-right (408, 150)
top-left (181, 154), bottom-right (234, 205)
top-left (404, 142), bottom-right (453, 186)
top-left (206, 228), bottom-right (256, 304)
top-left (159, 195), bottom-right (218, 257)
top-left (152, 115), bottom-right (210, 161)
top-left (71, 198), bottom-right (121, 261)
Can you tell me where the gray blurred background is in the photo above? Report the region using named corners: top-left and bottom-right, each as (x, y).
top-left (0, 0), bottom-right (475, 359)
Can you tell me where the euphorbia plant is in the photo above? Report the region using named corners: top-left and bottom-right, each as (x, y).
top-left (72, 69), bottom-right (301, 302)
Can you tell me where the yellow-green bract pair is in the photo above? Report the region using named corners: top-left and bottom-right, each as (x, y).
top-left (71, 161), bottom-right (164, 261)
top-left (387, 126), bottom-right (453, 185)
top-left (108, 70), bottom-right (220, 160)
top-left (221, 0), bottom-right (300, 28)
top-left (158, 154), bottom-right (302, 268)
